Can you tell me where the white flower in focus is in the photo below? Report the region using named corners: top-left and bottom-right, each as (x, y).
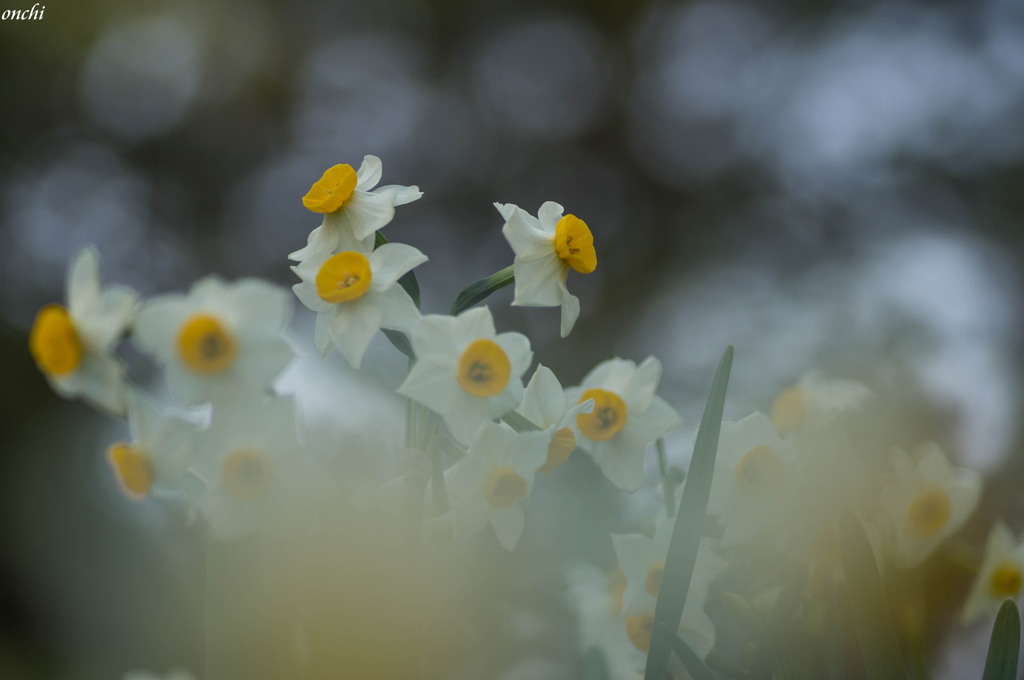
top-left (496, 201), bottom-right (596, 337)
top-left (516, 364), bottom-right (594, 474)
top-left (564, 563), bottom-right (645, 678)
top-left (291, 230), bottom-right (425, 368)
top-left (708, 412), bottom-right (793, 547)
top-left (444, 421), bottom-right (548, 550)
top-left (962, 521), bottom-right (1024, 624)
top-left (290, 155), bottom-right (422, 260)
top-left (191, 395), bottom-right (331, 541)
top-left (29, 246), bottom-right (138, 415)
top-left (397, 308), bottom-right (532, 444)
top-left (770, 372), bottom-right (871, 436)
top-left (567, 357), bottom-right (680, 492)
top-left (880, 443), bottom-right (981, 569)
top-left (134, 277), bottom-right (293, 404)
top-left (106, 390), bottom-right (199, 499)
top-left (611, 525), bottom-right (725, 660)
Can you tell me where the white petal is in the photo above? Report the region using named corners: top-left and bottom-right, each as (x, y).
top-left (397, 357), bottom-right (464, 416)
top-left (66, 245), bottom-right (101, 316)
top-left (624, 396), bottom-right (681, 444)
top-left (490, 504), bottom-right (526, 550)
top-left (611, 533), bottom-right (658, 585)
top-left (57, 353), bottom-right (127, 415)
top-left (355, 155), bottom-right (383, 191)
top-left (292, 279), bottom-right (334, 313)
top-left (313, 310), bottom-right (333, 356)
top-left (512, 254), bottom-right (565, 307)
top-left (494, 331), bottom-right (532, 379)
top-left (369, 242), bottom-right (428, 292)
top-left (500, 203), bottom-right (556, 259)
top-left (557, 280), bottom-right (581, 338)
top-left (594, 441), bottom-right (647, 492)
top-left (377, 184), bottom-right (422, 206)
top-left (342, 188), bottom-right (397, 240)
top-left (133, 295), bottom-right (190, 360)
top-left (232, 279), bottom-right (292, 337)
top-left (520, 364), bottom-right (566, 428)
top-left (77, 285), bottom-right (139, 350)
top-left (442, 395), bottom-right (494, 444)
top-left (623, 357), bottom-right (663, 413)
top-left (289, 224), bottom-right (334, 262)
top-left (409, 314), bottom-right (461, 360)
top-left (536, 201), bottom-right (565, 232)
top-left (581, 357), bottom-right (636, 392)
top-left (328, 301), bottom-right (382, 369)
top-left (369, 286), bottom-right (421, 334)
top-left (452, 307), bottom-right (497, 347)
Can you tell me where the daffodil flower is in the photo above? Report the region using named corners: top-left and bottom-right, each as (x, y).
top-left (496, 201), bottom-right (596, 337)
top-left (564, 562), bottom-right (645, 678)
top-left (28, 246), bottom-right (138, 415)
top-left (106, 391), bottom-right (199, 500)
top-left (134, 277), bottom-right (294, 404)
top-left (567, 357), bottom-right (681, 492)
top-left (962, 521), bottom-right (1024, 624)
top-left (769, 372), bottom-right (871, 436)
top-left (612, 526), bottom-right (725, 659)
top-left (289, 155), bottom-right (422, 261)
top-left (444, 421), bottom-right (548, 550)
top-left (291, 228), bottom-right (426, 368)
top-left (880, 443), bottom-right (981, 568)
top-left (708, 411), bottom-right (793, 547)
top-left (191, 395), bottom-right (332, 540)
top-left (516, 364), bottom-right (594, 474)
top-left (397, 307), bottom-right (532, 444)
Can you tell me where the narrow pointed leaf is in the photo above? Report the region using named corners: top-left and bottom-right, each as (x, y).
top-left (982, 599), bottom-right (1020, 680)
top-left (661, 625), bottom-right (720, 680)
top-left (644, 345), bottom-right (733, 680)
top-left (450, 266), bottom-right (514, 315)
top-left (501, 409), bottom-right (541, 432)
top-left (838, 511), bottom-right (908, 680)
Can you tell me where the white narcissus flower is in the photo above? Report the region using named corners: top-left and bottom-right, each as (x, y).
top-left (397, 307), bottom-right (532, 444)
top-left (28, 246), bottom-right (138, 415)
top-left (611, 524), bottom-right (725, 660)
top-left (770, 372), bottom-right (871, 436)
top-left (291, 228), bottom-right (425, 368)
top-left (496, 201), bottom-right (596, 337)
top-left (134, 277), bottom-right (294, 404)
top-left (106, 390), bottom-right (200, 500)
top-left (444, 421), bottom-right (548, 550)
top-left (564, 562), bottom-right (645, 678)
top-left (191, 395), bottom-right (332, 541)
top-left (880, 443), bottom-right (981, 569)
top-left (962, 521), bottom-right (1024, 624)
top-left (516, 364), bottom-right (594, 474)
top-left (567, 357), bottom-right (681, 492)
top-left (289, 155), bottom-right (422, 261)
top-left (708, 412), bottom-right (793, 547)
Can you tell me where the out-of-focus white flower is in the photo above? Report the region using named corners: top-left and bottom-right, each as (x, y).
top-left (444, 421), bottom-right (548, 550)
top-left (29, 246), bottom-right (138, 415)
top-left (134, 277), bottom-right (293, 404)
top-left (496, 201), bottom-right (596, 337)
top-left (567, 357), bottom-right (680, 492)
top-left (516, 364), bottom-right (593, 474)
top-left (564, 562), bottom-right (645, 678)
top-left (398, 308), bottom-right (532, 444)
top-left (106, 390), bottom-right (199, 499)
top-left (962, 521), bottom-right (1024, 624)
top-left (880, 443), bottom-right (981, 569)
top-left (769, 372), bottom-right (871, 436)
top-left (291, 228), bottom-right (425, 368)
top-left (612, 525), bottom-right (725, 660)
top-left (708, 412), bottom-right (792, 547)
top-left (191, 395), bottom-right (331, 540)
top-left (290, 156), bottom-right (422, 260)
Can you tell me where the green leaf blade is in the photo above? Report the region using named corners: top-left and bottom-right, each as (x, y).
top-left (982, 599), bottom-right (1020, 680)
top-left (643, 345), bottom-right (733, 680)
top-left (450, 266), bottom-right (514, 316)
top-left (661, 625), bottom-right (721, 680)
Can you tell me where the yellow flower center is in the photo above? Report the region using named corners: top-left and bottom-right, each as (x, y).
top-left (315, 251), bottom-right (373, 303)
top-left (538, 427), bottom-right (576, 474)
top-left (457, 339), bottom-right (511, 398)
top-left (770, 386), bottom-right (808, 436)
top-left (905, 486), bottom-right (951, 538)
top-left (645, 562), bottom-right (665, 597)
top-left (484, 467), bottom-right (526, 508)
top-left (990, 562), bottom-right (1023, 598)
top-left (734, 445), bottom-right (785, 495)
top-left (106, 443), bottom-right (153, 498)
top-left (553, 214), bottom-right (597, 274)
top-left (609, 567), bottom-right (626, 616)
top-left (177, 314), bottom-right (238, 375)
top-left (302, 163), bottom-right (358, 213)
top-left (576, 389), bottom-right (628, 441)
top-left (222, 449), bottom-right (273, 502)
top-left (625, 613), bottom-right (654, 653)
top-left (29, 305), bottom-right (83, 376)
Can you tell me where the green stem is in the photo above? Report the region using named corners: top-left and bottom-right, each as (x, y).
top-left (501, 410), bottom-right (541, 432)
top-left (450, 265), bottom-right (514, 315)
top-left (656, 438), bottom-right (676, 518)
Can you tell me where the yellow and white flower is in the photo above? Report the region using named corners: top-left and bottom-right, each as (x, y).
top-left (962, 521), bottom-right (1024, 624)
top-left (398, 307), bottom-right (532, 444)
top-left (291, 229), bottom-right (426, 368)
top-left (567, 357), bottom-right (681, 492)
top-left (29, 246), bottom-right (138, 415)
top-left (770, 372), bottom-right (872, 436)
top-left (708, 412), bottom-right (793, 547)
top-left (106, 391), bottom-right (199, 500)
top-left (444, 421), bottom-right (549, 550)
top-left (289, 155), bottom-right (422, 261)
top-left (496, 201), bottom-right (596, 337)
top-left (879, 443), bottom-right (981, 568)
top-left (134, 277), bottom-right (293, 404)
top-left (191, 395), bottom-right (331, 540)
top-left (612, 525), bottom-right (725, 660)
top-left (564, 562), bottom-right (645, 678)
top-left (515, 364), bottom-right (594, 474)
